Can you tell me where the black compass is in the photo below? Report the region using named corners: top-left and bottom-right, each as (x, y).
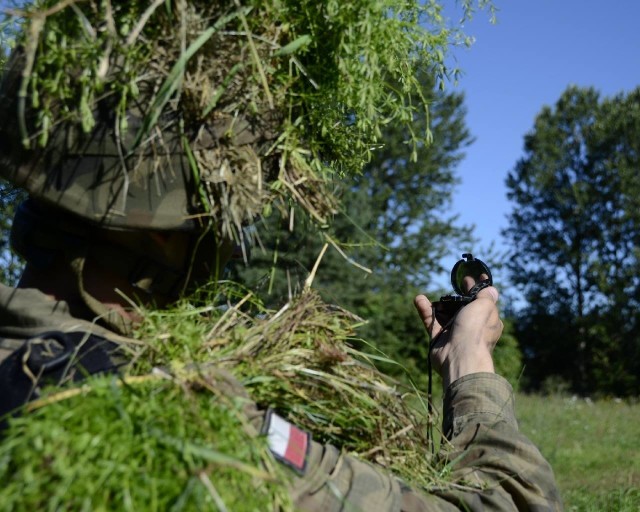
top-left (432, 253), bottom-right (493, 326)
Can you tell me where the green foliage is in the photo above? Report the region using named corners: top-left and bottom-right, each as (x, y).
top-left (19, 0), bottom-right (449, 157)
top-left (0, 376), bottom-right (291, 511)
top-left (354, 290), bottom-right (431, 387)
top-left (504, 85), bottom-right (640, 395)
top-left (516, 392), bottom-right (640, 511)
top-left (0, 18), bottom-right (24, 285)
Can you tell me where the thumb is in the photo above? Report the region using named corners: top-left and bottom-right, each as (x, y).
top-left (475, 286), bottom-right (499, 303)
top-left (414, 294), bottom-right (437, 330)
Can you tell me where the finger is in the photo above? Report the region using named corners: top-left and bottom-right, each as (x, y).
top-left (413, 294), bottom-right (432, 323)
top-left (414, 294), bottom-right (440, 333)
top-left (462, 276), bottom-right (475, 294)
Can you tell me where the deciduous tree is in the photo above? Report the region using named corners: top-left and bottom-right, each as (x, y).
top-left (504, 86), bottom-right (640, 395)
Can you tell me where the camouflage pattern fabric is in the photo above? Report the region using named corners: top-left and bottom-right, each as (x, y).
top-left (287, 373), bottom-right (562, 511)
top-left (0, 283), bottom-right (562, 511)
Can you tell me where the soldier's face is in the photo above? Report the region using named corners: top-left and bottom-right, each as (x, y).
top-left (103, 228), bottom-right (235, 302)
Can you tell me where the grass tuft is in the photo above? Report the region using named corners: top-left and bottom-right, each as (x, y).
top-left (0, 374), bottom-right (292, 510)
top-left (132, 287), bottom-right (441, 487)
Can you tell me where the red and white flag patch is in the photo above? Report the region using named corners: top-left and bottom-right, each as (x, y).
top-left (264, 409), bottom-right (311, 474)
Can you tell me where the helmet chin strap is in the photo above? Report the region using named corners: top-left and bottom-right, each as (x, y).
top-left (69, 253), bottom-right (134, 336)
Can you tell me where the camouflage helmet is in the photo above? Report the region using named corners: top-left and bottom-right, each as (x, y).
top-left (0, 0), bottom-right (357, 240)
top-left (0, 50), bottom-right (275, 236)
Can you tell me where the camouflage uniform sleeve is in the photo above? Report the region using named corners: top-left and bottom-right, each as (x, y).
top-left (290, 372), bottom-right (562, 512)
top-left (427, 372), bottom-right (563, 511)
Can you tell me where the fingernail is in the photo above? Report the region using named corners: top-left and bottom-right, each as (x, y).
top-left (488, 287), bottom-right (499, 302)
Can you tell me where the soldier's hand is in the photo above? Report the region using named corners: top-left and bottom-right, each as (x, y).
top-left (414, 286), bottom-right (503, 388)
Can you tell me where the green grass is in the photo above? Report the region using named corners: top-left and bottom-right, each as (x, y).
top-left (516, 393), bottom-right (640, 511)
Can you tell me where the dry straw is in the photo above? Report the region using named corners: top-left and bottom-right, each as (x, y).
top-left (133, 288), bottom-right (441, 479)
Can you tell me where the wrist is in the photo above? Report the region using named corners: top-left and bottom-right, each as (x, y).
top-left (442, 348), bottom-right (495, 388)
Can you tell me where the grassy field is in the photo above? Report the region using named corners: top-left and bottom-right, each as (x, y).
top-left (516, 393), bottom-right (640, 511)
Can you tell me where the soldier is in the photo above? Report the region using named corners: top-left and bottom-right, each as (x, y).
top-left (0, 36), bottom-right (561, 512)
top-left (0, 160), bottom-right (561, 511)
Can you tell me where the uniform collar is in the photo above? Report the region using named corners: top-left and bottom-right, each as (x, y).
top-left (0, 282), bottom-right (131, 344)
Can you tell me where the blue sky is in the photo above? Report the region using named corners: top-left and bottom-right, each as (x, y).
top-left (439, 1), bottom-right (640, 273)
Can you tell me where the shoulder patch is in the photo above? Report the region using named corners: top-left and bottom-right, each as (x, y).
top-left (263, 408), bottom-right (311, 475)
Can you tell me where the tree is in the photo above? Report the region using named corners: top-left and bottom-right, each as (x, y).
top-left (504, 86), bottom-right (640, 395)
